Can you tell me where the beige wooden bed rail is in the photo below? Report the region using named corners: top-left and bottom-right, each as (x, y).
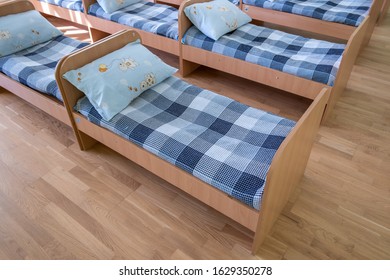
top-left (81, 0), bottom-right (180, 55)
top-left (241, 0), bottom-right (382, 47)
top-left (56, 29), bottom-right (329, 254)
top-left (0, 0), bottom-right (72, 125)
top-left (178, 0), bottom-right (369, 123)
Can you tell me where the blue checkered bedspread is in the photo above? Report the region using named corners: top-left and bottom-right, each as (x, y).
top-left (39, 0), bottom-right (84, 12)
top-left (243, 0), bottom-right (371, 27)
top-left (88, 1), bottom-right (179, 40)
top-left (182, 23), bottom-right (345, 85)
top-left (0, 35), bottom-right (88, 101)
top-left (75, 76), bottom-right (296, 210)
top-left (229, 0), bottom-right (240, 5)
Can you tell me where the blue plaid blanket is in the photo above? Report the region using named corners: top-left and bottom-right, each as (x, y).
top-left (88, 1), bottom-right (179, 40)
top-left (183, 23), bottom-right (345, 85)
top-left (229, 0), bottom-right (240, 5)
top-left (243, 0), bottom-right (371, 26)
top-left (39, 0), bottom-right (84, 12)
top-left (75, 76), bottom-right (296, 210)
top-left (0, 35), bottom-right (88, 101)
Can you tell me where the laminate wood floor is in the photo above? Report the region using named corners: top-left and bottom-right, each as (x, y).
top-left (0, 14), bottom-right (389, 260)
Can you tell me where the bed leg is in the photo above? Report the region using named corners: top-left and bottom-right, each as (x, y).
top-left (321, 86), bottom-right (342, 123)
top-left (360, 26), bottom-right (374, 51)
top-left (251, 221), bottom-right (266, 255)
top-left (88, 27), bottom-right (110, 43)
top-left (179, 59), bottom-right (200, 76)
top-left (77, 130), bottom-right (97, 151)
top-left (70, 115), bottom-right (97, 150)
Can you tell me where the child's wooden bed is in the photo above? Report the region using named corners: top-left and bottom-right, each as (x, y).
top-left (29, 0), bottom-right (88, 26)
top-left (0, 0), bottom-right (88, 125)
top-left (82, 0), bottom-right (180, 55)
top-left (241, 0), bottom-right (382, 44)
top-left (179, 0), bottom-right (369, 122)
top-left (56, 29), bottom-right (329, 253)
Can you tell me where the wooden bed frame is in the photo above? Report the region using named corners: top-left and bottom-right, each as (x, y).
top-left (241, 0), bottom-right (383, 46)
top-left (56, 29), bottom-right (329, 254)
top-left (179, 0), bottom-right (369, 123)
top-left (0, 0), bottom-right (73, 126)
top-left (29, 0), bottom-right (88, 26)
top-left (81, 0), bottom-right (180, 55)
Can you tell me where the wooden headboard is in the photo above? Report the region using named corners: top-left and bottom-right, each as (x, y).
top-left (81, 0), bottom-right (96, 11)
top-left (178, 0), bottom-right (212, 41)
top-left (56, 30), bottom-right (141, 113)
top-left (0, 0), bottom-right (35, 17)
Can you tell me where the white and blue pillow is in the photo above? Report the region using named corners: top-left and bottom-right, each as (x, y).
top-left (63, 41), bottom-right (177, 121)
top-left (0, 10), bottom-right (62, 57)
top-left (184, 0), bottom-right (252, 41)
top-left (96, 0), bottom-right (142, 13)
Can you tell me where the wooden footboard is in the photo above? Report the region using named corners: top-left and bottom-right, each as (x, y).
top-left (57, 29), bottom-right (329, 254)
top-left (252, 87), bottom-right (329, 252)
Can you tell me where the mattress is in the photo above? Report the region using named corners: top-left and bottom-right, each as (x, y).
top-left (39, 0), bottom-right (84, 12)
top-left (0, 35), bottom-right (88, 101)
top-left (243, 0), bottom-right (371, 27)
top-left (75, 76), bottom-right (296, 210)
top-left (182, 23), bottom-right (346, 86)
top-left (88, 1), bottom-right (179, 40)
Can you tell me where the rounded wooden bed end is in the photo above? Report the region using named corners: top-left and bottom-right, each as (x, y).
top-left (0, 0), bottom-right (35, 17)
top-left (56, 30), bottom-right (142, 150)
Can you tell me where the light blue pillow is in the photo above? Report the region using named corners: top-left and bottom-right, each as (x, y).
top-left (184, 0), bottom-right (252, 41)
top-left (63, 41), bottom-right (177, 121)
top-left (0, 10), bottom-right (62, 57)
top-left (96, 0), bottom-right (142, 13)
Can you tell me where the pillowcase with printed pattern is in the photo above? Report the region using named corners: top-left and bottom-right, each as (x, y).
top-left (184, 0), bottom-right (252, 41)
top-left (63, 41), bottom-right (177, 121)
top-left (0, 10), bottom-right (62, 57)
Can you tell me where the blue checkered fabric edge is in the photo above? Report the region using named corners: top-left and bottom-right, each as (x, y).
top-left (229, 0), bottom-right (240, 5)
top-left (39, 0), bottom-right (84, 12)
top-left (0, 35), bottom-right (88, 102)
top-left (182, 23), bottom-right (346, 86)
top-left (242, 0), bottom-right (371, 27)
top-left (88, 1), bottom-right (179, 40)
top-left (75, 76), bottom-right (296, 210)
